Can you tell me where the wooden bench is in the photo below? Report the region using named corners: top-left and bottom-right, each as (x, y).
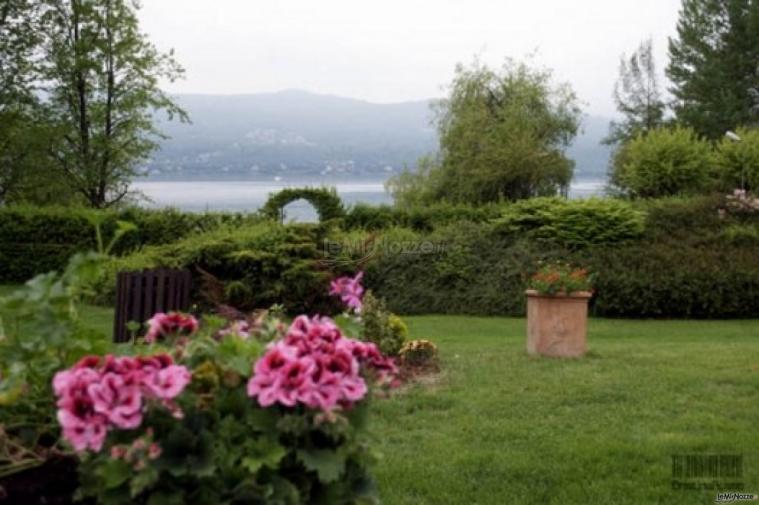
top-left (113, 269), bottom-right (192, 343)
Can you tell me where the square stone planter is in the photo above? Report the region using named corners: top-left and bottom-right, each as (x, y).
top-left (526, 289), bottom-right (592, 358)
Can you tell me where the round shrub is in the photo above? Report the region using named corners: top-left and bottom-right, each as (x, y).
top-left (611, 127), bottom-right (714, 198)
top-left (714, 127), bottom-right (759, 192)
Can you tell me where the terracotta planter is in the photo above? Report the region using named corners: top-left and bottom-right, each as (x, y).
top-left (525, 289), bottom-right (592, 358)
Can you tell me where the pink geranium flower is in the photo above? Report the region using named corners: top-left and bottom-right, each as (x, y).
top-left (88, 372), bottom-right (143, 429)
top-left (144, 312), bottom-right (199, 343)
top-left (142, 365), bottom-right (191, 400)
top-left (247, 314), bottom-right (395, 412)
top-left (53, 354), bottom-right (191, 453)
top-left (57, 409), bottom-right (108, 452)
top-left (329, 272), bottom-right (365, 312)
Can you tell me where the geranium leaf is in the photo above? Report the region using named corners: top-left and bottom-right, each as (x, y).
top-left (241, 438), bottom-right (286, 473)
top-left (130, 466), bottom-right (159, 497)
top-left (296, 448), bottom-right (346, 484)
top-left (98, 458), bottom-right (131, 489)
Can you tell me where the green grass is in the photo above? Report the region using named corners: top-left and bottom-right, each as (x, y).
top-left (0, 284), bottom-right (116, 335)
top-left (373, 316), bottom-right (759, 504)
top-left (2, 283), bottom-right (756, 504)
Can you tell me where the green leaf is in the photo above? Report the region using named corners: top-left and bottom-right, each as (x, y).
top-left (130, 465), bottom-right (159, 498)
top-left (98, 458), bottom-right (131, 489)
top-left (147, 491), bottom-right (185, 505)
top-left (296, 448), bottom-right (346, 484)
top-left (241, 437), bottom-right (286, 473)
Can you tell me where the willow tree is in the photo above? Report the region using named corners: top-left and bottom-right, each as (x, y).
top-left (389, 59), bottom-right (581, 206)
top-left (39, 0), bottom-right (187, 207)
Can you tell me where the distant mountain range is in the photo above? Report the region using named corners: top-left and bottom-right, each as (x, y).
top-left (147, 89), bottom-right (612, 182)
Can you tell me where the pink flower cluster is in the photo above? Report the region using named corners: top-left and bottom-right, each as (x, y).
top-left (218, 320), bottom-right (251, 340)
top-left (329, 271), bottom-right (365, 312)
top-left (247, 315), bottom-right (396, 411)
top-left (53, 354), bottom-right (191, 452)
top-left (145, 312), bottom-right (199, 343)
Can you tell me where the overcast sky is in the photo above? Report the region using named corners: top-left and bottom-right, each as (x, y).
top-left (138, 0), bottom-right (683, 117)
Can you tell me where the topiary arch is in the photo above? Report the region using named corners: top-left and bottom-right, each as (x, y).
top-left (261, 187), bottom-right (345, 222)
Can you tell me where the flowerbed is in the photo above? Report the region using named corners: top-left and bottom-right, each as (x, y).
top-left (0, 259), bottom-right (419, 504)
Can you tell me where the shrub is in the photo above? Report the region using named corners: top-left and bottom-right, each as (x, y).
top-left (586, 244), bottom-right (759, 318)
top-left (639, 195), bottom-right (725, 242)
top-left (363, 223), bottom-right (552, 316)
top-left (344, 202), bottom-right (501, 231)
top-left (96, 222), bottom-right (337, 315)
top-left (399, 339), bottom-right (439, 368)
top-left (494, 197), bottom-right (646, 248)
top-left (0, 253), bottom-right (110, 478)
top-left (360, 292), bottom-right (408, 356)
top-left (611, 127), bottom-right (713, 197)
top-left (721, 224), bottom-right (759, 246)
top-left (714, 127), bottom-right (759, 192)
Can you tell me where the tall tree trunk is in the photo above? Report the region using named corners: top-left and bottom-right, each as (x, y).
top-left (72, 0), bottom-right (95, 206)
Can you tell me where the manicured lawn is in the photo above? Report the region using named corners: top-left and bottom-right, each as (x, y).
top-left (2, 284), bottom-right (757, 504)
top-left (374, 316), bottom-right (759, 505)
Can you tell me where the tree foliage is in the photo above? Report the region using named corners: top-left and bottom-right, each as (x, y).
top-left (0, 0), bottom-right (45, 203)
top-left (389, 59), bottom-right (581, 206)
top-left (605, 38), bottom-right (667, 145)
top-left (610, 126), bottom-right (713, 198)
top-left (667, 0), bottom-right (759, 139)
top-left (33, 0), bottom-right (187, 208)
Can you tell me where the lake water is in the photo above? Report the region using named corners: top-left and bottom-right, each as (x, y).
top-left (132, 178), bottom-right (606, 221)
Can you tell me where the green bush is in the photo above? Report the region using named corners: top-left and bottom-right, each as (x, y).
top-left (360, 292), bottom-right (408, 355)
top-left (0, 206), bottom-right (260, 282)
top-left (714, 127), bottom-right (759, 192)
top-left (720, 224), bottom-right (759, 246)
top-left (97, 221), bottom-right (338, 315)
top-left (611, 127), bottom-right (714, 197)
top-left (343, 202), bottom-right (501, 231)
top-left (494, 197), bottom-right (646, 248)
top-left (586, 244), bottom-right (759, 318)
top-left (361, 223), bottom-right (553, 316)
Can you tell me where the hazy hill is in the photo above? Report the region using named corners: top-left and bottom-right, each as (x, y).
top-left (147, 90), bottom-right (611, 182)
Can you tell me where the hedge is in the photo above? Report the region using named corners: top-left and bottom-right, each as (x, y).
top-left (93, 221), bottom-right (341, 316)
top-left (9, 195), bottom-right (759, 319)
top-left (0, 206), bottom-right (261, 282)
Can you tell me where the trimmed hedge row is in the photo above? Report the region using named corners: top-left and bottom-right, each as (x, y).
top-left (9, 195), bottom-right (759, 319)
top-left (0, 206), bottom-right (261, 282)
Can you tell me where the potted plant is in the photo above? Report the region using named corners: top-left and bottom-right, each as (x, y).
top-left (525, 263), bottom-right (593, 358)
